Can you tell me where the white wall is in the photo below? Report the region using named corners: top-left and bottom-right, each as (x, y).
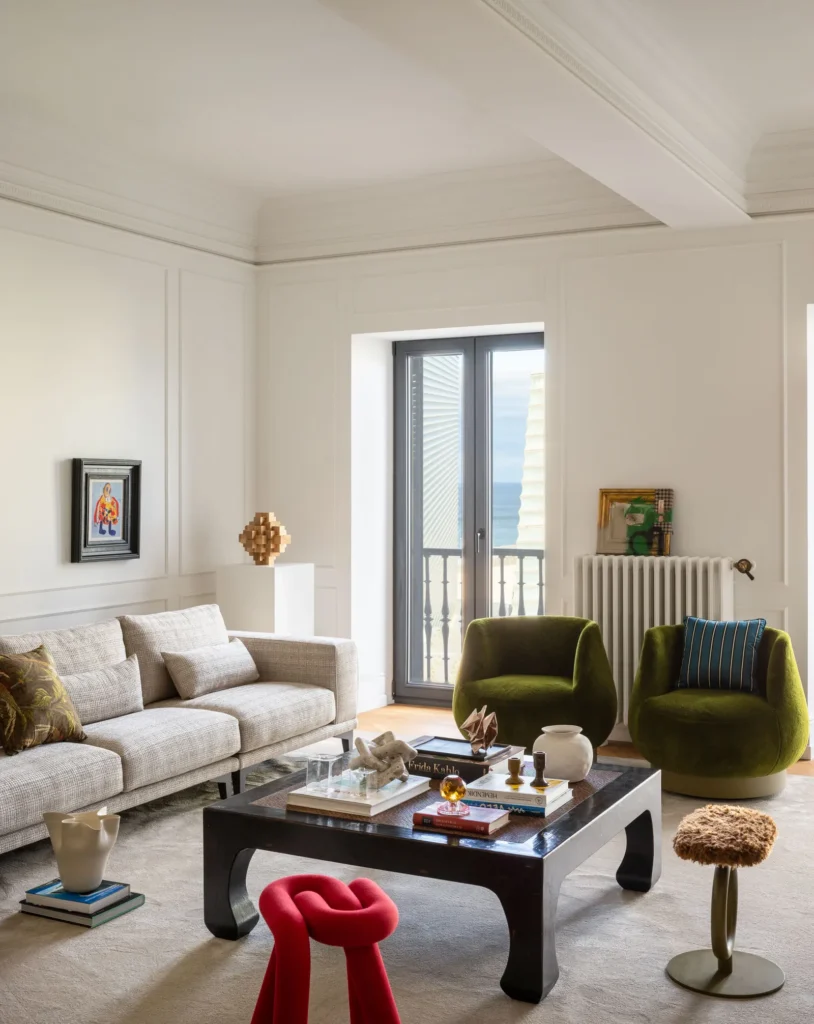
top-left (258, 218), bottom-right (814, 711)
top-left (0, 199), bottom-right (255, 634)
top-left (350, 334), bottom-right (393, 710)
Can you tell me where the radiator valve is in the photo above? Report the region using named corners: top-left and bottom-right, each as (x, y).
top-left (734, 558), bottom-right (755, 581)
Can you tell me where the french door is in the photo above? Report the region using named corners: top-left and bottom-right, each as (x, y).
top-left (394, 333), bottom-right (545, 704)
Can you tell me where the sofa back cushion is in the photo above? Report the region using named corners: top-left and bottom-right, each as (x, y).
top-left (119, 604), bottom-right (229, 704)
top-left (61, 654), bottom-right (144, 725)
top-left (0, 618), bottom-right (126, 676)
top-left (162, 638), bottom-right (259, 699)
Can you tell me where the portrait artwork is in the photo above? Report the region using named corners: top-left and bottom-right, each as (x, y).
top-left (72, 459), bottom-right (141, 562)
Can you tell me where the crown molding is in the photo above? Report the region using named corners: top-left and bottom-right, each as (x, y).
top-left (256, 157), bottom-right (658, 263)
top-left (746, 130), bottom-right (814, 216)
top-left (479, 0), bottom-right (748, 208)
top-left (0, 161), bottom-right (257, 262)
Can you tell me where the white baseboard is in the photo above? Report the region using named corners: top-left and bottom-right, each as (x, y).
top-left (357, 692), bottom-right (390, 714)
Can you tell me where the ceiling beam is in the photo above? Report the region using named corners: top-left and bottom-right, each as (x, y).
top-left (318, 0), bottom-right (749, 228)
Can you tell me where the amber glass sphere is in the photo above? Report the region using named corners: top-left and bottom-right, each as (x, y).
top-left (439, 774), bottom-right (467, 803)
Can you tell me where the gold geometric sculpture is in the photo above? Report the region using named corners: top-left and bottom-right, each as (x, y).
top-left (239, 512), bottom-right (291, 566)
top-left (460, 704), bottom-right (499, 758)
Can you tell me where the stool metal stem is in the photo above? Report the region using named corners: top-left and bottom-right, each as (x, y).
top-left (710, 866), bottom-right (737, 974)
top-left (667, 862), bottom-right (784, 997)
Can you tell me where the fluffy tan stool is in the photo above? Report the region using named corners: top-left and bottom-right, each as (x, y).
top-left (667, 804), bottom-right (783, 997)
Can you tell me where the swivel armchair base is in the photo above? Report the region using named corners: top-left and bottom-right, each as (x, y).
top-left (661, 769), bottom-right (787, 800)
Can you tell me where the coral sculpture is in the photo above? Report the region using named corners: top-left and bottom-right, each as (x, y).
top-left (460, 705), bottom-right (499, 758)
top-left (239, 512), bottom-right (291, 566)
top-left (349, 731), bottom-right (418, 787)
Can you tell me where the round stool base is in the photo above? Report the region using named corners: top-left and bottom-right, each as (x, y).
top-left (667, 949), bottom-right (784, 998)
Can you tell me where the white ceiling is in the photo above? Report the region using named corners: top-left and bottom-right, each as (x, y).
top-left (615, 0), bottom-right (814, 134)
top-left (0, 0), bottom-right (544, 196)
top-left (3, 0), bottom-right (814, 258)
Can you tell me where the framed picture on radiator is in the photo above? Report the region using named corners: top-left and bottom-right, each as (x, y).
top-left (596, 488), bottom-right (674, 556)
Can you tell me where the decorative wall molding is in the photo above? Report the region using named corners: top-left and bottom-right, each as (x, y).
top-left (0, 163), bottom-right (257, 263)
top-left (0, 199), bottom-right (255, 637)
top-left (480, 0), bottom-right (748, 209)
top-left (746, 130), bottom-right (814, 216)
top-left (257, 158), bottom-right (657, 263)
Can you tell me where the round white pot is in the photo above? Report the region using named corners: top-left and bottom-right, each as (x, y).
top-left (531, 725), bottom-right (593, 783)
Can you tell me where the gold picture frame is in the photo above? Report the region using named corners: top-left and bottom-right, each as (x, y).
top-left (597, 488), bottom-right (674, 556)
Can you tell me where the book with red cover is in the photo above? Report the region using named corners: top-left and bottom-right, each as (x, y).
top-left (412, 802), bottom-right (510, 835)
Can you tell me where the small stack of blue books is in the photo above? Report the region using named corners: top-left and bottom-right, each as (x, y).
top-left (20, 879), bottom-right (144, 928)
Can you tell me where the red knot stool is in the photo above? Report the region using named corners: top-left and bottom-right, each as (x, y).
top-left (667, 804), bottom-right (783, 997)
top-left (250, 874), bottom-right (401, 1024)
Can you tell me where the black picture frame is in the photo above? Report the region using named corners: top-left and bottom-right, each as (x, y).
top-left (71, 458), bottom-right (141, 563)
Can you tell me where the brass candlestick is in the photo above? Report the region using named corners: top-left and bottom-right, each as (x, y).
top-left (505, 757), bottom-right (523, 786)
top-left (531, 751), bottom-right (548, 789)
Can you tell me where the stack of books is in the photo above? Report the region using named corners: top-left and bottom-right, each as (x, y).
top-left (461, 771), bottom-right (573, 816)
top-left (408, 736), bottom-right (526, 782)
top-left (286, 774), bottom-right (430, 817)
top-left (412, 802), bottom-right (511, 836)
top-left (20, 879), bottom-right (144, 928)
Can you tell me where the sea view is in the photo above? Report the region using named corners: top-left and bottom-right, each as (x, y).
top-left (493, 480), bottom-right (522, 547)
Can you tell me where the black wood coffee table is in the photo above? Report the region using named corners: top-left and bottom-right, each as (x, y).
top-left (203, 759), bottom-right (661, 1003)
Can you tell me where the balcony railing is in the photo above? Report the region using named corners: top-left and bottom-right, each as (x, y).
top-left (421, 546), bottom-right (545, 683)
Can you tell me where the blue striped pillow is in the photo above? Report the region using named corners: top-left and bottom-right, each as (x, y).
top-left (677, 617), bottom-right (766, 693)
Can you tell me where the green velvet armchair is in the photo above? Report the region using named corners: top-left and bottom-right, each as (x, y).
top-left (452, 616), bottom-right (618, 751)
top-left (630, 624), bottom-right (809, 798)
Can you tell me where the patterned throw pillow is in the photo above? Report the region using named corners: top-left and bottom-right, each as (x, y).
top-left (0, 645), bottom-right (87, 754)
top-left (162, 638), bottom-right (260, 700)
top-left (677, 616), bottom-right (767, 693)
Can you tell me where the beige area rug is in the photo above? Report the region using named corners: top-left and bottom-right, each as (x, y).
top-left (1, 767), bottom-right (813, 1024)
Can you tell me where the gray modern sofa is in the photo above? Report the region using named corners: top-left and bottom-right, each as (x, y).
top-left (0, 604), bottom-right (358, 854)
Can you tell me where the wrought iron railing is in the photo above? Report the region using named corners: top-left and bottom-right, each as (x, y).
top-left (421, 546), bottom-right (545, 683)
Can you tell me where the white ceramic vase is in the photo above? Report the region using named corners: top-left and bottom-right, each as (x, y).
top-left (531, 725), bottom-right (593, 783)
top-left (43, 807), bottom-right (120, 893)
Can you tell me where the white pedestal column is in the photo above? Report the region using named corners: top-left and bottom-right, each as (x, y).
top-left (215, 563), bottom-right (315, 635)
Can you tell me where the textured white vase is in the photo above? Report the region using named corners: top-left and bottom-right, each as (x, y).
top-left (532, 725), bottom-right (593, 783)
top-left (43, 807), bottom-right (120, 893)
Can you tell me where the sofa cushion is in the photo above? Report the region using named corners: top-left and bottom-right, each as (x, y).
top-left (119, 605), bottom-right (229, 704)
top-left (61, 655), bottom-right (144, 725)
top-left (0, 618), bottom-right (126, 676)
top-left (0, 645), bottom-right (87, 755)
top-left (0, 742), bottom-right (123, 835)
top-left (83, 707), bottom-right (240, 790)
top-left (677, 616), bottom-right (767, 693)
top-left (636, 689), bottom-right (781, 777)
top-left (152, 682), bottom-right (336, 753)
top-left (162, 638), bottom-right (259, 699)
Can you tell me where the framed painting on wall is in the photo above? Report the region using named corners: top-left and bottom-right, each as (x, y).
top-left (596, 488), bottom-right (674, 556)
top-left (71, 458), bottom-right (141, 562)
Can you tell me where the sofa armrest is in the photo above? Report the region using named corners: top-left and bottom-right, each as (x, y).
top-left (456, 619), bottom-right (500, 686)
top-left (628, 625), bottom-right (682, 748)
top-left (571, 621), bottom-right (618, 745)
top-left (763, 629), bottom-right (809, 766)
top-left (229, 632), bottom-right (358, 725)
top-left (633, 625), bottom-right (683, 701)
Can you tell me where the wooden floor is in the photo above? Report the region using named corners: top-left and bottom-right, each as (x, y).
top-left (357, 704), bottom-right (814, 776)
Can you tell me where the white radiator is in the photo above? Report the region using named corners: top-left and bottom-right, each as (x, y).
top-left (574, 555), bottom-right (735, 737)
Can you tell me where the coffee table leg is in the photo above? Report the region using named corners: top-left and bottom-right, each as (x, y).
top-left (203, 828), bottom-right (259, 939)
top-left (616, 809), bottom-right (661, 892)
top-left (494, 872), bottom-right (561, 1003)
